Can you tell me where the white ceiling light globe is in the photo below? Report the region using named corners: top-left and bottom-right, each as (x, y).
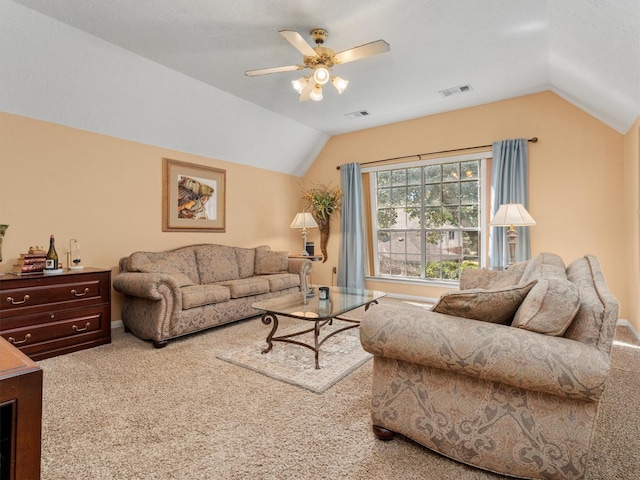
top-left (313, 67), bottom-right (330, 85)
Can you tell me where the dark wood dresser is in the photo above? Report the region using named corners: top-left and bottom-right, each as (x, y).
top-left (0, 268), bottom-right (111, 361)
top-left (0, 336), bottom-right (43, 479)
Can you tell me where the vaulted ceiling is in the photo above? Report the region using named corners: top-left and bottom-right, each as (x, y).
top-left (4, 0), bottom-right (640, 174)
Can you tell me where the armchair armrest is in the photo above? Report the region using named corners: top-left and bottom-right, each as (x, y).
top-left (360, 304), bottom-right (610, 402)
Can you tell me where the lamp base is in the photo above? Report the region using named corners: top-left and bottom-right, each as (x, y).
top-left (507, 226), bottom-right (517, 266)
top-left (300, 231), bottom-right (309, 257)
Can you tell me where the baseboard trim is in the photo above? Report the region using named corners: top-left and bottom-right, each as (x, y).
top-left (111, 319), bottom-right (123, 330)
top-left (617, 319), bottom-right (640, 342)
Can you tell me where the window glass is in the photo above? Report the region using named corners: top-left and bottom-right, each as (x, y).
top-left (371, 157), bottom-right (485, 282)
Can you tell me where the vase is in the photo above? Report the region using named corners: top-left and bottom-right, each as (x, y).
top-left (0, 224), bottom-right (8, 263)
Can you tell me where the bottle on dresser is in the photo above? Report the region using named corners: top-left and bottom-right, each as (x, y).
top-left (45, 234), bottom-right (59, 270)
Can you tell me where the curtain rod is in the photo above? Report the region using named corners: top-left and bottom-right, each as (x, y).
top-left (336, 137), bottom-right (538, 170)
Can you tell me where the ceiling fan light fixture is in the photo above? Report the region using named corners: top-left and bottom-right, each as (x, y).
top-left (291, 76), bottom-right (308, 94)
top-left (331, 76), bottom-right (349, 94)
top-left (313, 67), bottom-right (330, 85)
top-left (247, 28), bottom-right (390, 104)
top-left (309, 84), bottom-right (323, 101)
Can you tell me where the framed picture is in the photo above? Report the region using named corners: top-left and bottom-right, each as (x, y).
top-left (162, 158), bottom-right (226, 232)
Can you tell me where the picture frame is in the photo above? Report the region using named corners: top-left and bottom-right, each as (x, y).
top-left (162, 158), bottom-right (226, 232)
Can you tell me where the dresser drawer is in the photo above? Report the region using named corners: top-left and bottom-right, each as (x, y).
top-left (0, 269), bottom-right (111, 360)
top-left (0, 305), bottom-right (110, 360)
top-left (0, 271), bottom-right (109, 318)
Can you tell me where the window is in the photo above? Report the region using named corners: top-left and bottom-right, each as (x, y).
top-left (368, 154), bottom-right (487, 283)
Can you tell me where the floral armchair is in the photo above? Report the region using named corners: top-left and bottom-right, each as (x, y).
top-left (359, 254), bottom-right (618, 480)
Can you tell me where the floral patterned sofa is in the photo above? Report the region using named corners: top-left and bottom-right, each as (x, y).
top-left (113, 244), bottom-right (311, 348)
top-left (359, 253), bottom-right (618, 480)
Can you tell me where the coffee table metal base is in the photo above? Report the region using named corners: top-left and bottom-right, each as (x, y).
top-left (260, 300), bottom-right (378, 369)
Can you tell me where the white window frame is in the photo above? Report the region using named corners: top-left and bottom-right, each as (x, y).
top-left (365, 151), bottom-right (490, 286)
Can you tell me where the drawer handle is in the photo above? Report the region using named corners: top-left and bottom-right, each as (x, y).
top-left (6, 294), bottom-right (30, 305)
top-left (8, 334), bottom-right (31, 345)
top-left (72, 322), bottom-right (91, 332)
top-left (71, 288), bottom-right (90, 297)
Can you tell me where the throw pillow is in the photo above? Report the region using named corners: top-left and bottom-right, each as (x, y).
top-left (432, 281), bottom-right (537, 325)
top-left (512, 278), bottom-right (580, 336)
top-left (255, 249), bottom-right (288, 274)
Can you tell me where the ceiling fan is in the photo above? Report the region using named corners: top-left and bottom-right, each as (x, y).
top-left (244, 28), bottom-right (390, 102)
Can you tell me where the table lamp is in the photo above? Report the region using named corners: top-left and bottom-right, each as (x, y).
top-left (290, 213), bottom-right (318, 256)
top-left (490, 203), bottom-right (536, 266)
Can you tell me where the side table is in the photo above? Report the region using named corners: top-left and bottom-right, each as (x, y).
top-left (288, 255), bottom-right (323, 261)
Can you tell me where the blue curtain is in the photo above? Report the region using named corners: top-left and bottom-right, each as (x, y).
top-left (337, 163), bottom-right (366, 289)
top-left (490, 138), bottom-right (531, 267)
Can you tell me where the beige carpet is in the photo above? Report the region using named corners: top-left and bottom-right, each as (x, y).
top-left (36, 299), bottom-right (640, 480)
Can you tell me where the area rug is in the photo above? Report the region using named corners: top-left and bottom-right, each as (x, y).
top-left (217, 320), bottom-right (372, 394)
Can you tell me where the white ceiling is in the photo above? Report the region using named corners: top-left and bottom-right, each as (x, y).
top-left (8, 0), bottom-right (639, 139)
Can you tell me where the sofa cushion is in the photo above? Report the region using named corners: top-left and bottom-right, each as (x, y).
top-left (512, 278), bottom-right (580, 335)
top-left (181, 284), bottom-right (230, 309)
top-left (127, 249), bottom-right (199, 285)
top-left (432, 281), bottom-right (537, 325)
top-left (195, 245), bottom-right (240, 284)
top-left (460, 261), bottom-right (529, 290)
top-left (520, 252), bottom-right (566, 284)
top-left (217, 278), bottom-right (270, 299)
top-left (255, 249), bottom-right (288, 274)
top-left (260, 273), bottom-right (301, 292)
top-left (234, 247), bottom-right (256, 279)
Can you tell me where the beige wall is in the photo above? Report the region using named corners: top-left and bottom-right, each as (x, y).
top-left (624, 116), bottom-right (640, 331)
top-left (0, 112), bottom-right (305, 321)
top-left (303, 92), bottom-right (631, 321)
top-left (2, 91), bottom-right (636, 329)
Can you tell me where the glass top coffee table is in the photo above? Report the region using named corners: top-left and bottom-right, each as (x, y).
top-left (252, 286), bottom-right (386, 369)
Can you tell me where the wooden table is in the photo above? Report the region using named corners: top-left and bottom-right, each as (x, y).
top-left (0, 336), bottom-right (42, 479)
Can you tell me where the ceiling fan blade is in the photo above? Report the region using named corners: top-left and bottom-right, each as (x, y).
top-left (298, 81), bottom-right (314, 102)
top-left (334, 40), bottom-right (390, 64)
top-left (279, 30), bottom-right (318, 57)
top-left (244, 64), bottom-right (303, 77)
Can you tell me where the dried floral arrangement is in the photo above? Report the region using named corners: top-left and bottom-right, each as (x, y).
top-left (302, 184), bottom-right (342, 263)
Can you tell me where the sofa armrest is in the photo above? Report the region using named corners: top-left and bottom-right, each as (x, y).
top-left (287, 258), bottom-right (313, 291)
top-left (287, 257), bottom-right (311, 273)
top-left (360, 304), bottom-right (610, 402)
top-left (113, 272), bottom-right (183, 307)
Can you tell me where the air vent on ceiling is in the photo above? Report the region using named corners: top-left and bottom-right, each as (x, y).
top-left (344, 110), bottom-right (370, 119)
top-left (439, 84), bottom-right (473, 97)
